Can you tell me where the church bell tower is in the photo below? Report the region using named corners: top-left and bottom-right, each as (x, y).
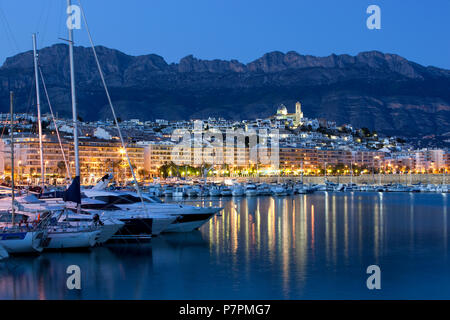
top-left (295, 101), bottom-right (303, 125)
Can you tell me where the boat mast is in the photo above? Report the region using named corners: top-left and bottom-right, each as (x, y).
top-left (10, 91), bottom-right (15, 226)
top-left (301, 160), bottom-right (304, 184)
top-left (67, 0), bottom-right (81, 213)
top-left (350, 162), bottom-right (353, 185)
top-left (67, 0), bottom-right (80, 181)
top-left (32, 33), bottom-right (45, 190)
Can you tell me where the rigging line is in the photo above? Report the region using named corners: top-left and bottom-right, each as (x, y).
top-left (39, 66), bottom-right (71, 179)
top-left (39, 0), bottom-right (54, 48)
top-left (0, 4), bottom-right (18, 53)
top-left (56, 0), bottom-right (64, 41)
top-left (78, 0), bottom-right (145, 207)
top-left (34, 0), bottom-right (46, 37)
top-left (0, 2), bottom-right (19, 51)
top-left (24, 74), bottom-right (36, 120)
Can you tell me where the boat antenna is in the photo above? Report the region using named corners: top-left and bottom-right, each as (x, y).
top-left (10, 91), bottom-right (15, 226)
top-left (32, 33), bottom-right (45, 190)
top-left (77, 0), bottom-right (144, 205)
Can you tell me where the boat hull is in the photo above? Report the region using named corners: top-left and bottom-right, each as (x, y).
top-left (97, 221), bottom-right (124, 244)
top-left (0, 230), bottom-right (45, 254)
top-left (164, 212), bottom-right (217, 233)
top-left (44, 230), bottom-right (100, 249)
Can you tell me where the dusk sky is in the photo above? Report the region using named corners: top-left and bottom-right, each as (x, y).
top-left (0, 0), bottom-right (449, 68)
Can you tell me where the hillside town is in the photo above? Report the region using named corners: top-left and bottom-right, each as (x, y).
top-left (0, 101), bottom-right (449, 185)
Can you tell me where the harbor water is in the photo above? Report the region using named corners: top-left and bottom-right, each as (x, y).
top-left (0, 192), bottom-right (449, 299)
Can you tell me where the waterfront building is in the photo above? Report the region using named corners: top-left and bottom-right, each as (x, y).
top-left (0, 135), bottom-right (144, 184)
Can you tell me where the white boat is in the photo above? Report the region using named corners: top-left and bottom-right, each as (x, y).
top-left (60, 209), bottom-right (124, 244)
top-left (197, 186), bottom-right (209, 197)
top-left (186, 186), bottom-right (199, 197)
top-left (19, 209), bottom-right (103, 250)
top-left (231, 184), bottom-right (245, 197)
top-left (0, 212), bottom-right (46, 254)
top-left (44, 225), bottom-right (100, 249)
top-left (82, 189), bottom-right (222, 233)
top-left (163, 186), bottom-right (174, 197)
top-left (69, 197), bottom-right (175, 238)
top-left (173, 186), bottom-right (186, 198)
top-left (386, 184), bottom-right (409, 192)
top-left (209, 186), bottom-right (221, 197)
top-left (245, 184), bottom-right (258, 196)
top-left (0, 194), bottom-right (118, 246)
top-left (343, 183), bottom-right (358, 192)
top-left (325, 181), bottom-right (337, 191)
top-left (271, 185), bottom-right (288, 196)
top-left (0, 227), bottom-right (45, 254)
top-left (295, 183), bottom-right (314, 194)
top-left (257, 184), bottom-right (272, 196)
top-left (220, 186), bottom-right (232, 196)
top-left (145, 184), bottom-right (163, 197)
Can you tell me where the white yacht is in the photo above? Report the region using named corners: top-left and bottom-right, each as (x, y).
top-left (65, 196), bottom-right (174, 239)
top-left (145, 184), bottom-right (163, 197)
top-left (209, 185), bottom-right (221, 197)
top-left (173, 186), bottom-right (186, 198)
top-left (39, 185), bottom-right (176, 240)
top-left (4, 207), bottom-right (101, 250)
top-left (231, 184), bottom-right (245, 197)
top-left (220, 186), bottom-right (232, 197)
top-left (58, 208), bottom-right (124, 244)
top-left (295, 183), bottom-right (314, 194)
top-left (163, 186), bottom-right (174, 197)
top-left (82, 189), bottom-right (222, 233)
top-left (44, 223), bottom-right (100, 249)
top-left (186, 186), bottom-right (200, 197)
top-left (271, 184), bottom-right (288, 196)
top-left (0, 212), bottom-right (46, 254)
top-left (1, 194), bottom-right (121, 245)
top-left (245, 184), bottom-right (258, 196)
top-left (257, 184), bottom-right (272, 196)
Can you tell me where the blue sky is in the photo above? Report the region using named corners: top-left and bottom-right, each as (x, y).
top-left (0, 0), bottom-right (449, 68)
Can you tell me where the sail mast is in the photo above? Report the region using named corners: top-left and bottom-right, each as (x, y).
top-left (67, 0), bottom-right (80, 180)
top-left (10, 91), bottom-right (15, 226)
top-left (32, 33), bottom-right (45, 190)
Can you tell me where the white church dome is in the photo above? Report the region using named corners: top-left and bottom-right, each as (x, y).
top-left (276, 104), bottom-right (288, 115)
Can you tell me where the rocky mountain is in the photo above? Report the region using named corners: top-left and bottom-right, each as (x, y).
top-left (0, 44), bottom-right (449, 138)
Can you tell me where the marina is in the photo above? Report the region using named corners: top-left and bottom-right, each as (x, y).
top-left (0, 191), bottom-right (448, 299)
top-left (0, 0), bottom-right (448, 306)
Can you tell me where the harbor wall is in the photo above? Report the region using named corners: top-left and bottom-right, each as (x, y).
top-left (208, 174), bottom-right (448, 185)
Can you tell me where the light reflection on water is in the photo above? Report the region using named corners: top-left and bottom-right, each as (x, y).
top-left (0, 192), bottom-right (449, 299)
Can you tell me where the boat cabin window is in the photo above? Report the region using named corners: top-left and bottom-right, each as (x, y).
top-left (80, 202), bottom-right (121, 211)
top-left (94, 194), bottom-right (163, 204)
top-left (0, 213), bottom-right (29, 223)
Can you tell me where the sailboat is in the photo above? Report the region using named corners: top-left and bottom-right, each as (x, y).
top-left (31, 27), bottom-right (102, 249)
top-left (0, 92), bottom-right (46, 254)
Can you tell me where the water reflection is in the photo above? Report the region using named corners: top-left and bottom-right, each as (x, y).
top-left (1, 192), bottom-right (450, 299)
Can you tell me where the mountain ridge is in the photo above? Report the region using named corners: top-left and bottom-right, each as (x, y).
top-left (0, 44), bottom-right (449, 138)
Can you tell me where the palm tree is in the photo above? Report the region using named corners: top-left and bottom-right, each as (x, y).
top-left (57, 161), bottom-right (66, 178)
